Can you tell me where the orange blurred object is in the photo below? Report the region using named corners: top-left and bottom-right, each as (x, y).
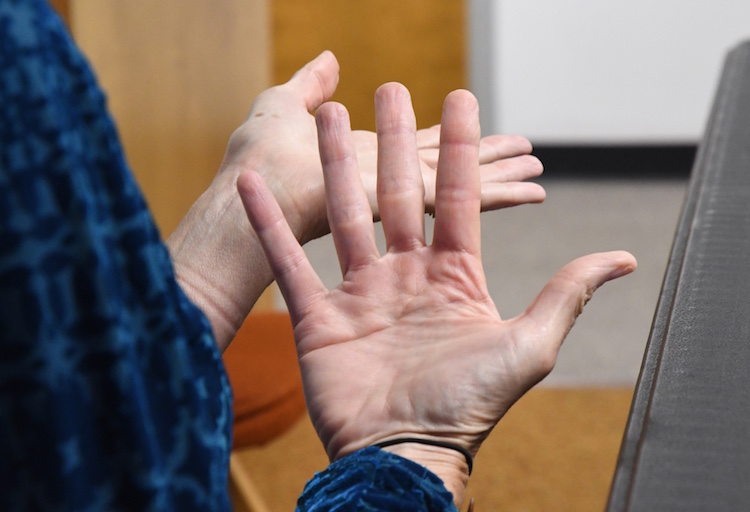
top-left (222, 311), bottom-right (306, 449)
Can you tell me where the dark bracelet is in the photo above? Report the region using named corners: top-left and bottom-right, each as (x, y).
top-left (374, 437), bottom-right (474, 475)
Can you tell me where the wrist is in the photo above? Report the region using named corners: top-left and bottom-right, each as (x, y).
top-left (167, 170), bottom-right (272, 350)
top-left (373, 439), bottom-right (471, 507)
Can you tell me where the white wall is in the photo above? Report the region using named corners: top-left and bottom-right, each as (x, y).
top-left (468, 0), bottom-right (750, 144)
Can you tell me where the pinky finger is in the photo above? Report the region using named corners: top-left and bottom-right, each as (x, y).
top-left (237, 171), bottom-right (327, 319)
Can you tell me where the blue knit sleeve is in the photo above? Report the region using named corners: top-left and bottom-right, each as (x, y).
top-left (0, 1), bottom-right (232, 510)
top-left (296, 447), bottom-right (460, 512)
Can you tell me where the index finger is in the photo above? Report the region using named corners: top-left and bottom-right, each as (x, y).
top-left (237, 171), bottom-right (327, 320)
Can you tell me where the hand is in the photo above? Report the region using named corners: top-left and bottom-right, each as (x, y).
top-left (237, 83), bottom-right (636, 505)
top-left (169, 51), bottom-right (545, 352)
top-left (352, 127), bottom-right (544, 219)
top-left (224, 51), bottom-right (544, 243)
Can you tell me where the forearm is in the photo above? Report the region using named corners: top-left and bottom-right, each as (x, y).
top-left (166, 171), bottom-right (267, 352)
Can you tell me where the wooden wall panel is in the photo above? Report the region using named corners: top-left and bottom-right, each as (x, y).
top-left (272, 0), bottom-right (467, 132)
top-left (68, 0), bottom-right (463, 312)
top-left (70, 0), bottom-right (271, 237)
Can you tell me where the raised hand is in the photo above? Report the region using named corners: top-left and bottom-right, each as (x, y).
top-left (169, 51), bottom-right (546, 351)
top-left (224, 51), bottom-right (545, 243)
top-left (238, 83), bottom-right (636, 505)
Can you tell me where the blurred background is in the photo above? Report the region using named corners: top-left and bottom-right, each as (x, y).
top-left (50, 1), bottom-right (749, 510)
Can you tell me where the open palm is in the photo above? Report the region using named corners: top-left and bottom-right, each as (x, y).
top-left (169, 51), bottom-right (546, 352)
top-left (237, 83), bottom-right (635, 500)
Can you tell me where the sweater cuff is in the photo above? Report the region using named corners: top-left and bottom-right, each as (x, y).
top-left (296, 446), bottom-right (459, 511)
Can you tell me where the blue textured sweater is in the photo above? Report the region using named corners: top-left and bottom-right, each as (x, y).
top-left (0, 1), bottom-right (458, 510)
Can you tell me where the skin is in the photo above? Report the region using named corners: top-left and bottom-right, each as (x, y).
top-left (237, 84), bottom-right (636, 507)
top-left (166, 51), bottom-right (546, 353)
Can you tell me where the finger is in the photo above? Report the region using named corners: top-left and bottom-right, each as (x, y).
top-left (375, 83), bottom-right (426, 251)
top-left (285, 50), bottom-right (340, 112)
top-left (481, 154), bottom-right (544, 183)
top-left (423, 180), bottom-right (546, 216)
top-left (237, 171), bottom-right (327, 319)
top-left (316, 102), bottom-right (380, 273)
top-left (477, 154), bottom-right (545, 209)
top-left (515, 251), bottom-right (637, 375)
top-left (418, 134), bottom-right (536, 170)
top-left (422, 158), bottom-right (545, 214)
top-left (417, 148), bottom-right (439, 170)
top-left (416, 124), bottom-right (441, 149)
top-left (478, 134), bottom-right (534, 164)
top-left (432, 90), bottom-right (482, 255)
top-left (477, 182), bottom-right (546, 210)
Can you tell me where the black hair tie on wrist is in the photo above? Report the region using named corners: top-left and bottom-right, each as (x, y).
top-left (374, 437), bottom-right (474, 475)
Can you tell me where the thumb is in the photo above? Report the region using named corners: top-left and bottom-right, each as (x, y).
top-left (285, 50), bottom-right (340, 112)
top-left (516, 251), bottom-right (637, 372)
